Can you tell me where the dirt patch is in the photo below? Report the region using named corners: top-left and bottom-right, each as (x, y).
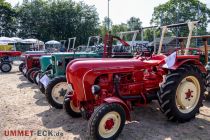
top-left (0, 64), bottom-right (210, 140)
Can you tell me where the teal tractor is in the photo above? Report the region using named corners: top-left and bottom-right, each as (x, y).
top-left (37, 35), bottom-right (133, 109)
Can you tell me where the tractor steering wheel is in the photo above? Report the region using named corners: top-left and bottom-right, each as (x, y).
top-left (135, 44), bottom-right (152, 60)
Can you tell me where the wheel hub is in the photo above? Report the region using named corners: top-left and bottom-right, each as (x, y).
top-left (52, 82), bottom-right (68, 104)
top-left (2, 64), bottom-right (10, 71)
top-left (185, 89), bottom-right (194, 101)
top-left (99, 111), bottom-right (121, 138)
top-left (59, 88), bottom-right (67, 97)
top-left (176, 76), bottom-right (200, 113)
top-left (105, 119), bottom-right (114, 130)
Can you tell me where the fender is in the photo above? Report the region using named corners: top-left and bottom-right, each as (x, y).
top-left (169, 59), bottom-right (206, 73)
top-left (103, 97), bottom-right (131, 121)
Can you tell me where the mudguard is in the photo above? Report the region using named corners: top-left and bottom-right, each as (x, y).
top-left (103, 97), bottom-right (131, 121)
top-left (170, 59), bottom-right (206, 73)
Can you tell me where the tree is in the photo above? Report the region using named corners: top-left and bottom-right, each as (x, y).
top-left (151, 0), bottom-right (210, 35)
top-left (127, 17), bottom-right (142, 30)
top-left (16, 0), bottom-right (99, 46)
top-left (112, 23), bottom-right (128, 35)
top-left (0, 0), bottom-right (16, 36)
top-left (143, 29), bottom-right (155, 42)
top-left (102, 16), bottom-right (112, 31)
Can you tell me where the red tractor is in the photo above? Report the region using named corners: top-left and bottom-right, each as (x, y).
top-left (22, 53), bottom-right (48, 83)
top-left (64, 21), bottom-right (207, 139)
top-left (0, 51), bottom-right (22, 72)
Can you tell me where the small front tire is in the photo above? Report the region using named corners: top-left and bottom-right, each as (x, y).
top-left (33, 71), bottom-right (41, 85)
top-left (88, 103), bottom-right (126, 140)
top-left (38, 81), bottom-right (45, 94)
top-left (45, 76), bottom-right (68, 109)
top-left (63, 94), bottom-right (81, 118)
top-left (19, 63), bottom-right (25, 72)
top-left (0, 62), bottom-right (12, 73)
top-left (26, 68), bottom-right (40, 83)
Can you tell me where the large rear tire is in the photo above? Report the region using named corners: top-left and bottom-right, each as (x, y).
top-left (158, 65), bottom-right (204, 122)
top-left (88, 103), bottom-right (126, 140)
top-left (0, 62), bottom-right (12, 73)
top-left (45, 76), bottom-right (68, 109)
top-left (205, 73), bottom-right (210, 100)
top-left (26, 68), bottom-right (40, 83)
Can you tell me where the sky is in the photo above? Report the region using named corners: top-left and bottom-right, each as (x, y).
top-left (5, 0), bottom-right (210, 31)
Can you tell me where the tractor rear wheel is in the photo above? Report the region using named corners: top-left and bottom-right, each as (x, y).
top-left (88, 103), bottom-right (126, 140)
top-left (26, 68), bottom-right (40, 83)
top-left (45, 76), bottom-right (68, 109)
top-left (205, 73), bottom-right (210, 100)
top-left (63, 94), bottom-right (81, 118)
top-left (19, 63), bottom-right (25, 72)
top-left (158, 65), bottom-right (204, 122)
top-left (33, 71), bottom-right (40, 85)
top-left (0, 62), bottom-right (12, 73)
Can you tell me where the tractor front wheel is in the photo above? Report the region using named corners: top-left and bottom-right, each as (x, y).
top-left (45, 76), bottom-right (68, 109)
top-left (88, 103), bottom-right (126, 140)
top-left (38, 81), bottom-right (45, 94)
top-left (33, 71), bottom-right (41, 85)
top-left (158, 65), bottom-right (204, 122)
top-left (63, 94), bottom-right (81, 118)
top-left (26, 68), bottom-right (40, 83)
top-left (0, 62), bottom-right (12, 73)
top-left (19, 63), bottom-right (25, 72)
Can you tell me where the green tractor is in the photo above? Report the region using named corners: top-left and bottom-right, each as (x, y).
top-left (38, 35), bottom-right (134, 109)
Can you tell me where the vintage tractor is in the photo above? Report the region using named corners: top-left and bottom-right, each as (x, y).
top-left (20, 39), bottom-right (68, 82)
top-left (18, 39), bottom-right (64, 73)
top-left (178, 35), bottom-right (210, 100)
top-left (38, 35), bottom-right (134, 109)
top-left (64, 21), bottom-right (208, 139)
top-left (37, 36), bottom-right (98, 92)
top-left (0, 51), bottom-right (22, 72)
top-left (19, 51), bottom-right (47, 73)
top-left (21, 53), bottom-right (50, 83)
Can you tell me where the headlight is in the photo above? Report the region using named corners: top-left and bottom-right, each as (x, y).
top-left (91, 85), bottom-right (101, 95)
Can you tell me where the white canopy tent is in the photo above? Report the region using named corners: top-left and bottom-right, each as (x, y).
top-left (45, 40), bottom-right (61, 45)
top-left (11, 37), bottom-right (23, 43)
top-left (0, 37), bottom-right (16, 43)
top-left (45, 40), bottom-right (61, 52)
top-left (21, 38), bottom-right (38, 44)
top-left (21, 38), bottom-right (45, 51)
top-left (0, 37), bottom-right (17, 51)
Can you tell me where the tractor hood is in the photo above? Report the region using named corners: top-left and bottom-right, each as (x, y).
top-left (40, 55), bottom-right (52, 72)
top-left (66, 58), bottom-right (150, 101)
top-left (51, 52), bottom-right (101, 58)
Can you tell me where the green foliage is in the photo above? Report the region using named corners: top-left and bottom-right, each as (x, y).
top-left (151, 0), bottom-right (210, 36)
top-left (127, 17), bottom-right (142, 30)
top-left (144, 29), bottom-right (155, 42)
top-left (102, 16), bottom-right (112, 30)
top-left (112, 23), bottom-right (128, 35)
top-left (0, 0), bottom-right (16, 36)
top-left (16, 0), bottom-right (99, 45)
